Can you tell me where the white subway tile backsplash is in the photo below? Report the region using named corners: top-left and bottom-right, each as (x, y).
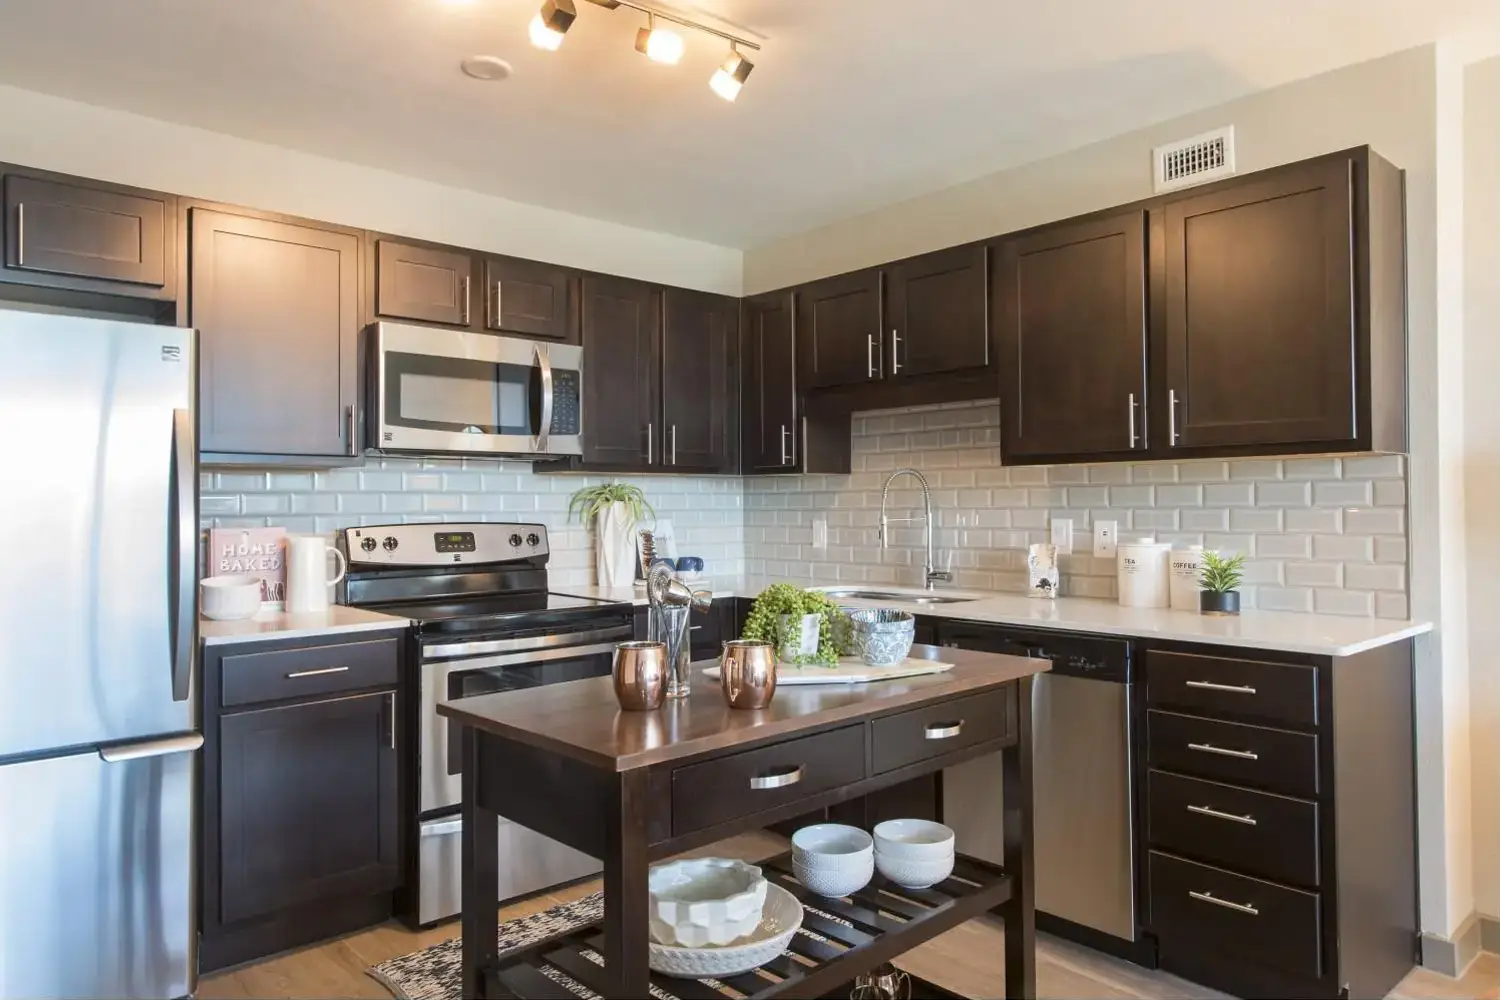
top-left (1314, 534), bottom-right (1374, 562)
top-left (1373, 480), bottom-right (1407, 507)
top-left (1255, 481), bottom-right (1312, 506)
top-left (1230, 508), bottom-right (1284, 532)
top-left (1315, 589), bottom-right (1375, 616)
top-left (1046, 466), bottom-right (1090, 485)
top-left (1284, 457), bottom-right (1342, 479)
top-left (1204, 483), bottom-right (1255, 506)
top-left (1178, 462), bottom-right (1230, 483)
top-left (1131, 464), bottom-right (1180, 483)
top-left (1376, 592), bottom-right (1410, 619)
top-left (1344, 508), bottom-right (1406, 535)
top-left (1230, 460), bottom-right (1284, 480)
top-left (1156, 485), bottom-right (1204, 507)
top-left (1087, 465), bottom-right (1133, 485)
top-left (1109, 486), bottom-right (1155, 507)
top-left (1313, 481), bottom-right (1372, 507)
top-left (1344, 563), bottom-right (1407, 591)
top-left (1342, 455), bottom-right (1405, 478)
top-left (1375, 536), bottom-right (1409, 564)
top-left (1255, 534), bottom-right (1312, 559)
top-left (1181, 508), bottom-right (1231, 532)
top-left (1286, 562), bottom-right (1343, 587)
top-left (1286, 507), bottom-right (1343, 533)
top-left (1258, 587), bottom-right (1314, 612)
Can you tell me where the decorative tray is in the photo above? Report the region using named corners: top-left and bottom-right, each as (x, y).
top-left (703, 657), bottom-right (954, 685)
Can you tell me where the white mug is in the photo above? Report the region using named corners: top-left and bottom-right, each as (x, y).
top-left (284, 535), bottom-right (347, 614)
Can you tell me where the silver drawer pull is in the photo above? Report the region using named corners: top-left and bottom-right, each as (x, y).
top-left (924, 721), bottom-right (963, 740)
top-left (1189, 890), bottom-right (1259, 916)
top-left (749, 765), bottom-right (803, 790)
top-left (1188, 742), bottom-right (1259, 761)
top-left (1187, 804), bottom-right (1258, 826)
top-left (1185, 680), bottom-right (1257, 695)
top-left (285, 666), bottom-right (350, 679)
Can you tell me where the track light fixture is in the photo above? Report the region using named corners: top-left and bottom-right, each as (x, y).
top-left (528, 0), bottom-right (576, 51)
top-left (709, 43), bottom-right (753, 102)
top-left (634, 13), bottom-right (684, 65)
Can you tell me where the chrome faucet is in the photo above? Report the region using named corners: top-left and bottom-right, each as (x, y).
top-left (878, 468), bottom-right (953, 590)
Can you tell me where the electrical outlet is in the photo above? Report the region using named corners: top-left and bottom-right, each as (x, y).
top-left (812, 515), bottom-right (828, 551)
top-left (1050, 517), bottom-right (1073, 555)
top-left (1094, 520), bottom-right (1118, 559)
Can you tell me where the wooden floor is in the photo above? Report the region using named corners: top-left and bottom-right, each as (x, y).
top-left (199, 832), bottom-right (1498, 1000)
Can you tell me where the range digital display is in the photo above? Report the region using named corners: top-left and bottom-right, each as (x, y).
top-left (434, 531), bottom-right (477, 553)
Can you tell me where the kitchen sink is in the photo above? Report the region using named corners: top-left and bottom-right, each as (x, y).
top-left (819, 589), bottom-right (979, 605)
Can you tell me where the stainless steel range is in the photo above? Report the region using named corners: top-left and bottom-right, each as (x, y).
top-left (339, 521), bottom-right (633, 926)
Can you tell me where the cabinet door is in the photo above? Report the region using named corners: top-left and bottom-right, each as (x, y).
top-left (580, 274), bottom-right (660, 467)
top-left (661, 288), bottom-right (735, 472)
top-left (484, 255), bottom-right (574, 341)
top-left (217, 692), bottom-right (398, 924)
top-left (997, 211), bottom-right (1147, 460)
top-left (375, 239), bottom-right (474, 327)
top-left (743, 292), bottom-right (797, 471)
top-left (887, 245), bottom-right (988, 377)
top-left (798, 270), bottom-right (882, 388)
top-left (192, 209), bottom-right (359, 457)
top-left (1164, 157), bottom-right (1356, 450)
top-left (3, 173), bottom-right (170, 291)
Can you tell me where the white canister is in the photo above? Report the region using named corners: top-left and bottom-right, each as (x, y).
top-left (1117, 541), bottom-right (1172, 608)
top-left (285, 535), bottom-right (348, 614)
top-left (1169, 545), bottom-right (1208, 611)
top-left (1027, 542), bottom-right (1060, 598)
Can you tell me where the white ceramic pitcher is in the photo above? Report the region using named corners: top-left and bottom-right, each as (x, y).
top-left (284, 534), bottom-right (347, 614)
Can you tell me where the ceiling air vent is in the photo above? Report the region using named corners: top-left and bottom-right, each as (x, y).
top-left (1153, 126), bottom-right (1236, 193)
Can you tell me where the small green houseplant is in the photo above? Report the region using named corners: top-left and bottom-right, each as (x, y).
top-left (1198, 551), bottom-right (1246, 616)
top-left (568, 483), bottom-right (654, 588)
top-left (741, 584), bottom-right (845, 666)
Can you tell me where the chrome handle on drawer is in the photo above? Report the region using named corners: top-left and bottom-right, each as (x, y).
top-left (1185, 680), bottom-right (1257, 695)
top-left (1187, 804), bottom-right (1258, 826)
top-left (285, 666), bottom-right (350, 679)
top-left (1189, 890), bottom-right (1260, 916)
top-left (1188, 742), bottom-right (1259, 761)
top-left (749, 765), bottom-right (803, 790)
top-left (924, 721), bottom-right (963, 740)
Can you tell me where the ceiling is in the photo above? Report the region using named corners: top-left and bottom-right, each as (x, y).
top-left (0, 0), bottom-right (1494, 248)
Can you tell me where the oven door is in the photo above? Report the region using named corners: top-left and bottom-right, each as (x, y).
top-left (373, 322), bottom-right (583, 457)
top-left (419, 635), bottom-right (619, 814)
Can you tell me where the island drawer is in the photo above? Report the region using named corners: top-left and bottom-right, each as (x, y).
top-left (220, 637), bottom-right (400, 708)
top-left (871, 687), bottom-right (1015, 775)
top-left (671, 724), bottom-right (866, 835)
top-left (1148, 850), bottom-right (1323, 980)
top-left (1148, 710), bottom-right (1319, 798)
top-left (1147, 650), bottom-right (1317, 726)
top-left (1148, 770), bottom-right (1320, 887)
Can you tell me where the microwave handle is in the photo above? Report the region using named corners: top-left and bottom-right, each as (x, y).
top-left (534, 342), bottom-right (553, 454)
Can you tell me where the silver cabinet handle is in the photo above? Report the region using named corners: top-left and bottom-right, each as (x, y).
top-left (1185, 680), bottom-right (1256, 695)
top-left (14, 202), bottom-right (24, 266)
top-left (1169, 389), bottom-right (1180, 445)
top-left (387, 692), bottom-right (397, 751)
top-left (1188, 742), bottom-right (1259, 760)
top-left (925, 721), bottom-right (963, 740)
top-left (798, 415), bottom-right (804, 465)
top-left (1128, 392), bottom-right (1138, 448)
top-left (1187, 804), bottom-right (1257, 826)
top-left (866, 333), bottom-right (876, 378)
top-left (169, 408), bottom-right (194, 703)
top-left (891, 328), bottom-right (901, 374)
top-left (749, 765), bottom-right (803, 790)
top-left (534, 342), bottom-right (553, 454)
top-left (779, 424), bottom-right (789, 465)
top-left (461, 274), bottom-right (471, 325)
top-left (646, 422), bottom-right (653, 465)
top-left (346, 404), bottom-right (358, 455)
top-left (671, 424), bottom-right (677, 465)
top-left (286, 666), bottom-right (350, 679)
top-left (493, 279), bottom-right (504, 328)
top-left (1189, 890), bottom-right (1259, 916)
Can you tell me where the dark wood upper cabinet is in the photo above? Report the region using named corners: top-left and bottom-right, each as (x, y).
top-left (191, 208), bottom-right (360, 457)
top-left (997, 210), bottom-right (1148, 461)
top-left (742, 292), bottom-right (798, 472)
top-left (798, 269), bottom-right (883, 388)
top-left (375, 239), bottom-right (474, 327)
top-left (1, 170), bottom-right (175, 300)
top-left (484, 255), bottom-right (575, 341)
top-left (661, 288), bottom-right (735, 472)
top-left (580, 274), bottom-right (660, 468)
top-left (886, 245), bottom-right (989, 377)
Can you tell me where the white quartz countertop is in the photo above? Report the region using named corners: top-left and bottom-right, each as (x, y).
top-left (200, 605), bottom-right (411, 646)
top-left (552, 578), bottom-right (1432, 657)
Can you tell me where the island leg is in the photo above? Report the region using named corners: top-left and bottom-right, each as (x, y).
top-left (1002, 676), bottom-right (1036, 999)
top-left (461, 725), bottom-right (499, 1000)
top-left (602, 768), bottom-right (651, 998)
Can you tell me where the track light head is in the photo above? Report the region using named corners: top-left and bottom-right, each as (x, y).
top-left (634, 14), bottom-right (684, 64)
top-left (528, 0), bottom-right (576, 51)
top-left (709, 45), bottom-right (753, 101)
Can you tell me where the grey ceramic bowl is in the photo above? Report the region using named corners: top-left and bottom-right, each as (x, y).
top-left (846, 608), bottom-right (916, 667)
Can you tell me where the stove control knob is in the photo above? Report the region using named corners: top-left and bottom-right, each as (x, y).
top-left (509, 533), bottom-right (524, 548)
top-left (526, 532), bottom-right (541, 548)
top-left (360, 536), bottom-right (377, 553)
top-left (382, 536), bottom-right (398, 552)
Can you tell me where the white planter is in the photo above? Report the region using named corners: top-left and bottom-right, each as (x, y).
top-left (596, 502), bottom-right (637, 588)
top-left (777, 613), bottom-right (822, 664)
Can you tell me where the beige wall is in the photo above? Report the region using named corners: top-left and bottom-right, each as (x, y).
top-left (0, 84), bottom-right (744, 296)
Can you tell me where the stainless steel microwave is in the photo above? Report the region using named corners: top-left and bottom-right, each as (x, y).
top-left (370, 322), bottom-right (583, 458)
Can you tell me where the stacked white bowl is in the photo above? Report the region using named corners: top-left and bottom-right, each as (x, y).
top-left (790, 824), bottom-right (874, 898)
top-left (873, 819), bottom-right (956, 889)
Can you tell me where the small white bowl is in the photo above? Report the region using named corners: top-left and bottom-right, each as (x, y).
top-left (873, 819), bottom-right (956, 862)
top-left (200, 575), bottom-right (263, 621)
top-left (648, 858), bottom-right (767, 948)
top-left (790, 824), bottom-right (873, 869)
top-left (875, 852), bottom-right (955, 890)
top-left (794, 851), bottom-right (873, 898)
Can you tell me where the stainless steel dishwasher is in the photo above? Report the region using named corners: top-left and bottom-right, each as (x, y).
top-left (940, 623), bottom-right (1139, 951)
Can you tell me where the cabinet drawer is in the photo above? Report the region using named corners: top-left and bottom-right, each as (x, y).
top-left (672, 725), bottom-right (865, 835)
top-left (1149, 851), bottom-right (1322, 980)
top-left (1148, 710), bottom-right (1318, 798)
top-left (1148, 770), bottom-right (1319, 887)
top-left (1147, 650), bottom-right (1317, 726)
top-left (871, 687), bottom-right (1015, 775)
top-left (221, 638), bottom-right (400, 708)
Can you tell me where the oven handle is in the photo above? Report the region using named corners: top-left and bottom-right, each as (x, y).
top-left (424, 625), bottom-right (633, 660)
top-left (534, 342), bottom-right (553, 455)
top-left (426, 641), bottom-right (622, 673)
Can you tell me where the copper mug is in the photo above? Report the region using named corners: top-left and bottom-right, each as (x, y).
top-left (613, 641), bottom-right (668, 711)
top-left (719, 639), bottom-right (777, 710)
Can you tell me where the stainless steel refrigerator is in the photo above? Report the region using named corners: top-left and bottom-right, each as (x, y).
top-left (0, 309), bottom-right (198, 999)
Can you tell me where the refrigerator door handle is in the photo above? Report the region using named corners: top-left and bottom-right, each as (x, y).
top-left (169, 408), bottom-right (195, 702)
top-left (99, 732), bottom-right (204, 763)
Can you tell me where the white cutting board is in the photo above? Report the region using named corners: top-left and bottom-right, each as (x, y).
top-left (702, 656), bottom-right (954, 685)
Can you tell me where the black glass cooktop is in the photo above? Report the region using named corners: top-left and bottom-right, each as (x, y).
top-left (369, 591), bottom-right (632, 636)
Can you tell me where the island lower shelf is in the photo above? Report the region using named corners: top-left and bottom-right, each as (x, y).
top-left (486, 851), bottom-right (1012, 999)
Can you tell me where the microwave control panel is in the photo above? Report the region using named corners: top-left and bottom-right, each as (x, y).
top-left (549, 369), bottom-right (581, 435)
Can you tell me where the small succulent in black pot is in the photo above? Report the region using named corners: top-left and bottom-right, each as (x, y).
top-left (1198, 551), bottom-right (1246, 616)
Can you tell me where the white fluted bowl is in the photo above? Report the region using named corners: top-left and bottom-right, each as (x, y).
top-left (649, 881), bottom-right (802, 979)
top-left (648, 858), bottom-right (767, 948)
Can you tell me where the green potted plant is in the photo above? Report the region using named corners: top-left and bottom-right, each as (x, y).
top-left (568, 482), bottom-right (654, 588)
top-left (1198, 551), bottom-right (1246, 616)
top-left (741, 583), bottom-right (845, 666)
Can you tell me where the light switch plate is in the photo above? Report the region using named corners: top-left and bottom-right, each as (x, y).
top-left (1050, 517), bottom-right (1073, 555)
top-left (812, 515), bottom-right (828, 551)
top-left (1094, 520), bottom-right (1118, 559)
